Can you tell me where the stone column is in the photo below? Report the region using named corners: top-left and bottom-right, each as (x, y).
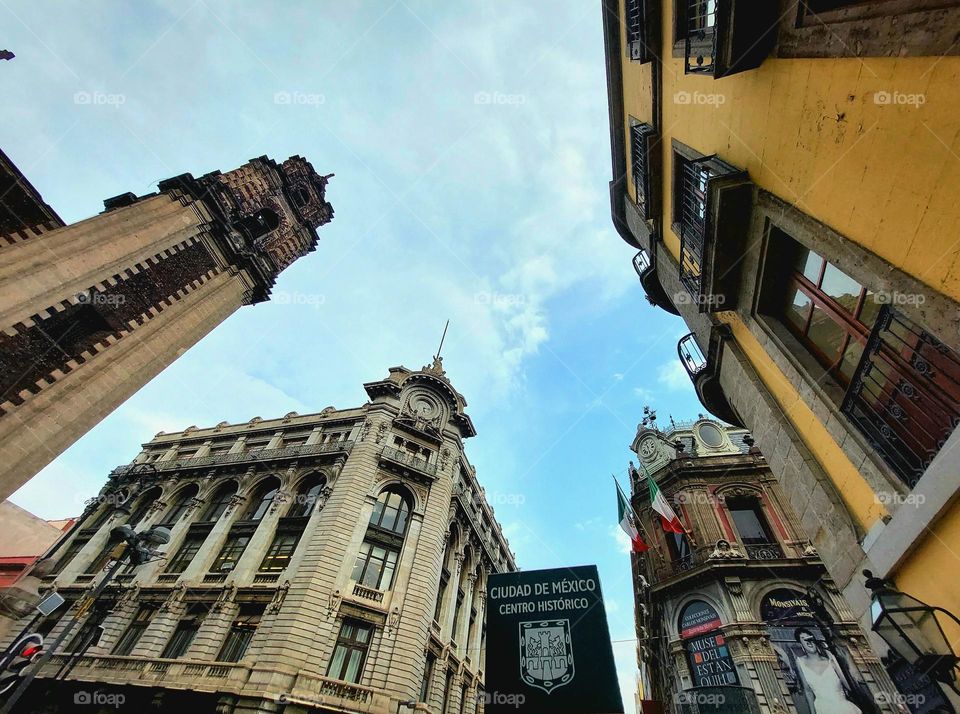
top-left (231, 494), bottom-right (289, 582)
top-left (457, 572), bottom-right (477, 658)
top-left (441, 552), bottom-right (465, 641)
top-left (182, 491), bottom-right (248, 580)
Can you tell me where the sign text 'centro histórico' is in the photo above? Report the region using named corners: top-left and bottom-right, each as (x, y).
top-left (485, 565), bottom-right (624, 714)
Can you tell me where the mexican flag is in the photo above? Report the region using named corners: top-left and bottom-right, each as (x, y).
top-left (616, 485), bottom-right (649, 553)
top-left (648, 477), bottom-right (685, 534)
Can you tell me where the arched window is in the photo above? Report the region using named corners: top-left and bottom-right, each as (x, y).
top-left (351, 486), bottom-right (414, 592)
top-left (86, 488), bottom-right (128, 531)
top-left (286, 473), bottom-right (327, 518)
top-left (160, 484), bottom-right (199, 527)
top-left (232, 208), bottom-right (280, 242)
top-left (202, 481), bottom-right (238, 523)
top-left (242, 477), bottom-right (280, 522)
top-left (126, 486), bottom-right (162, 527)
top-left (369, 487), bottom-right (411, 535)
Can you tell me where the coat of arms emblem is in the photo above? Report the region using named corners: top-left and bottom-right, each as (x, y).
top-left (519, 619), bottom-right (575, 694)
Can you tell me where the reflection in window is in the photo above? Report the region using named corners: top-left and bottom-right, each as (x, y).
top-left (351, 541), bottom-right (399, 590)
top-left (370, 489), bottom-right (411, 535)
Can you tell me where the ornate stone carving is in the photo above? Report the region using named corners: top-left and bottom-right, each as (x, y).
top-left (225, 494), bottom-right (246, 514)
top-left (709, 539), bottom-right (745, 560)
top-left (375, 423), bottom-right (388, 444)
top-left (325, 588), bottom-right (341, 619)
top-left (440, 448), bottom-right (451, 469)
top-left (185, 497), bottom-right (205, 513)
top-left (160, 582), bottom-right (187, 612)
top-left (360, 419), bottom-right (372, 442)
top-left (212, 584), bottom-right (237, 613)
top-left (269, 490), bottom-right (292, 515)
top-left (146, 499), bottom-right (168, 517)
top-left (268, 580), bottom-right (291, 615)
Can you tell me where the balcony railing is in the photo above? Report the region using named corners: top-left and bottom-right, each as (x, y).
top-left (743, 542), bottom-right (784, 560)
top-left (678, 333), bottom-right (707, 378)
top-left (111, 440), bottom-right (354, 477)
top-left (633, 249), bottom-right (651, 278)
top-left (842, 305), bottom-right (960, 488)
top-left (625, 0), bottom-right (656, 63)
top-left (656, 541), bottom-right (793, 580)
top-left (630, 123), bottom-right (658, 220)
top-left (352, 583), bottom-right (385, 603)
top-left (378, 446), bottom-right (438, 477)
top-left (684, 0), bottom-right (717, 75)
top-left (42, 654), bottom-right (250, 686)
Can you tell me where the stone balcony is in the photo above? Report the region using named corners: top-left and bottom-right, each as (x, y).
top-left (111, 440), bottom-right (355, 477)
top-left (377, 446), bottom-right (438, 479)
top-left (43, 655), bottom-right (435, 713)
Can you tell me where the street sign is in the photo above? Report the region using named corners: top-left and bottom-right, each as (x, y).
top-left (485, 565), bottom-right (624, 714)
top-left (36, 592), bottom-right (65, 617)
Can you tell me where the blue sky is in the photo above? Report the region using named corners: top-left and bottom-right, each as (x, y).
top-left (4, 1), bottom-right (704, 707)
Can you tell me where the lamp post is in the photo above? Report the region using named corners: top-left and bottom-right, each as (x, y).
top-left (0, 524), bottom-right (171, 714)
top-left (864, 570), bottom-right (960, 693)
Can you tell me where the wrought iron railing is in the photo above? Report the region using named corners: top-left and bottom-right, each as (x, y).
top-left (679, 159), bottom-right (712, 297)
top-left (631, 123), bottom-right (657, 219)
top-left (379, 446), bottom-right (438, 477)
top-left (111, 440), bottom-right (354, 477)
top-left (678, 333), bottom-right (707, 378)
top-left (684, 0), bottom-right (718, 74)
top-left (842, 305), bottom-right (960, 488)
top-left (743, 542), bottom-right (784, 560)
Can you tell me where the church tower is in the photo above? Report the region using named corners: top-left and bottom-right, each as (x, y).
top-left (0, 155), bottom-right (333, 500)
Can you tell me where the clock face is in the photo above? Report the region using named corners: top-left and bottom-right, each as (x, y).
top-left (639, 438), bottom-right (659, 462)
top-left (409, 393), bottom-right (440, 420)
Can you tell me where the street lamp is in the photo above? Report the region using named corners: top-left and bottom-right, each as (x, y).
top-left (0, 524), bottom-right (171, 714)
top-left (864, 570), bottom-right (960, 691)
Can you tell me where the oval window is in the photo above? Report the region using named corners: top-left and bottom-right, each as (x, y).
top-left (697, 422), bottom-right (724, 448)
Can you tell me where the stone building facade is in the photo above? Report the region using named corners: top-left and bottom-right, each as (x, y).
top-left (0, 153), bottom-right (333, 501)
top-left (602, 0), bottom-right (960, 681)
top-left (10, 358), bottom-right (514, 713)
top-left (629, 415), bottom-right (911, 713)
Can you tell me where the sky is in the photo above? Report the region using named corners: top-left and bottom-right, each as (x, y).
top-left (3, 1), bottom-right (705, 708)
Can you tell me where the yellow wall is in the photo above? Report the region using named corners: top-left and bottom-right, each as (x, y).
top-left (893, 497), bottom-right (960, 643)
top-left (618, 1), bottom-right (960, 298)
top-left (616, 0), bottom-right (960, 614)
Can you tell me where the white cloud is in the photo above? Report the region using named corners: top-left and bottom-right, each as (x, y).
top-left (657, 360), bottom-right (690, 391)
top-left (633, 386), bottom-right (655, 401)
top-left (610, 524), bottom-right (633, 555)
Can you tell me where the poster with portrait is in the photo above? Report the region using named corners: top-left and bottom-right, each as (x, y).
top-left (761, 588), bottom-right (869, 714)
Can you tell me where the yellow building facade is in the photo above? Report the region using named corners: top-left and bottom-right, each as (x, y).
top-left (603, 0), bottom-right (960, 706)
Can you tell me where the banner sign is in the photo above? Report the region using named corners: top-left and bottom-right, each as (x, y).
top-left (760, 589), bottom-right (815, 623)
top-left (679, 600), bottom-right (723, 639)
top-left (485, 565), bottom-right (624, 714)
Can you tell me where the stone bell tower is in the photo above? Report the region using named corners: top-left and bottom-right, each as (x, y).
top-left (0, 154), bottom-right (333, 500)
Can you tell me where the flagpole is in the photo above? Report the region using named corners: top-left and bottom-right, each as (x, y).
top-left (634, 457), bottom-right (691, 538)
top-left (612, 474), bottom-right (663, 561)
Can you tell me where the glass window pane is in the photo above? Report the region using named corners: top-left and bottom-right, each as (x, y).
top-left (730, 507), bottom-right (769, 543)
top-left (362, 562), bottom-right (381, 588)
top-left (784, 289), bottom-right (812, 331)
top-left (821, 263), bottom-right (863, 314)
top-left (345, 650), bottom-right (363, 683)
top-left (800, 250), bottom-right (823, 283)
top-left (806, 303), bottom-right (847, 361)
top-left (328, 645), bottom-right (346, 679)
top-left (859, 290), bottom-right (882, 328)
top-left (838, 338), bottom-right (865, 383)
